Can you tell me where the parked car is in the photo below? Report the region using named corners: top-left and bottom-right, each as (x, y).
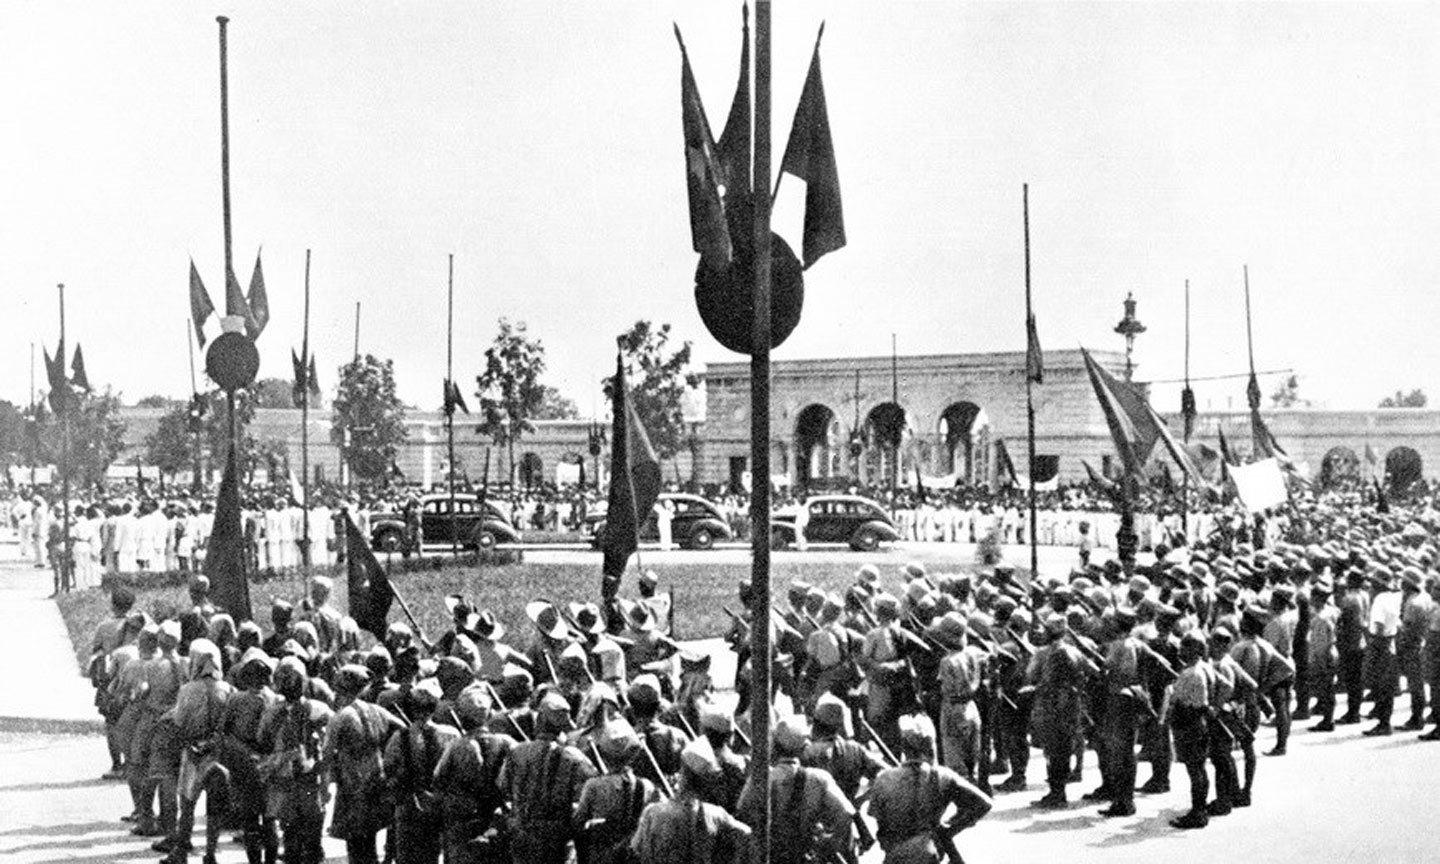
top-left (769, 494), bottom-right (899, 552)
top-left (370, 494), bottom-right (522, 553)
top-left (586, 492), bottom-right (736, 551)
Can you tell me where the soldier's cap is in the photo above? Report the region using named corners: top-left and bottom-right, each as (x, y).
top-left (788, 581), bottom-right (813, 601)
top-left (1008, 607), bottom-right (1033, 631)
top-left (386, 621), bottom-right (414, 641)
top-left (813, 692), bottom-right (851, 730)
top-left (1269, 584), bottom-right (1296, 607)
top-left (1127, 574), bottom-right (1152, 596)
top-left (188, 574), bottom-right (210, 593)
top-left (536, 691), bottom-right (574, 730)
top-left (639, 569), bottom-right (660, 588)
top-left (1040, 612), bottom-right (1067, 636)
top-left (598, 716), bottom-right (642, 760)
top-left (558, 641), bottom-right (589, 671)
top-left (1065, 607), bottom-right (1089, 628)
top-left (444, 593), bottom-right (470, 617)
top-left (925, 611), bottom-right (967, 649)
top-left (437, 655), bottom-right (475, 688)
top-left (158, 619), bottom-right (182, 645)
top-left (698, 698), bottom-right (734, 734)
top-left (898, 712), bottom-right (936, 748)
top-left (270, 597), bottom-right (294, 616)
top-left (454, 684), bottom-right (493, 726)
top-left (1240, 606), bottom-right (1271, 630)
top-left (334, 663), bottom-right (371, 695)
top-left (904, 561), bottom-right (928, 580)
top-left (1401, 566), bottom-right (1425, 590)
top-left (773, 714), bottom-right (812, 753)
top-left (855, 563), bottom-right (882, 584)
top-left (237, 646), bottom-right (276, 675)
top-left (1208, 625), bottom-right (1236, 645)
top-left (1112, 605), bottom-right (1139, 629)
top-left (1180, 630), bottom-right (1208, 653)
top-left (472, 609), bottom-right (504, 640)
top-left (992, 563), bottom-right (1016, 580)
top-left (629, 673), bottom-right (662, 707)
top-left (367, 643), bottom-right (393, 664)
top-left (1216, 581), bottom-right (1242, 603)
top-left (804, 587), bottom-right (828, 613)
top-left (1070, 576), bottom-right (1095, 594)
top-left (1366, 566), bottom-right (1395, 588)
top-left (568, 602), bottom-right (606, 635)
top-left (681, 735), bottom-right (721, 777)
top-left (501, 662), bottom-right (534, 688)
top-left (905, 579), bottom-right (932, 605)
top-left (525, 601), bottom-right (570, 641)
top-left (1310, 576), bottom-right (1334, 596)
top-left (274, 656), bottom-right (308, 694)
top-left (873, 593), bottom-right (900, 620)
top-left (991, 595), bottom-right (1018, 618)
top-left (621, 599), bottom-right (656, 633)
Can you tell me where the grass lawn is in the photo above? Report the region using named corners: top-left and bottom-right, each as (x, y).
top-left (55, 553), bottom-right (998, 673)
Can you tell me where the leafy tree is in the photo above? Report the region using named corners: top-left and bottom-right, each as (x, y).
top-left (135, 394), bottom-right (180, 409)
top-left (0, 400), bottom-right (25, 472)
top-left (603, 320), bottom-right (699, 467)
top-left (332, 354), bottom-right (407, 483)
top-left (35, 388), bottom-right (128, 488)
top-left (474, 319), bottom-right (549, 486)
top-left (144, 403), bottom-right (202, 480)
top-left (253, 377), bottom-right (299, 409)
top-left (534, 385), bottom-right (580, 420)
top-left (1269, 374), bottom-right (1308, 408)
top-left (1379, 388), bottom-right (1427, 408)
top-left (202, 387), bottom-right (259, 469)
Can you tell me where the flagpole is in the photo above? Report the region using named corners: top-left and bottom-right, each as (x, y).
top-left (1181, 278), bottom-right (1190, 539)
top-left (217, 16), bottom-right (239, 460)
top-left (58, 282), bottom-right (72, 594)
top-left (890, 331), bottom-right (898, 512)
top-left (1023, 184), bottom-right (1038, 582)
top-left (1243, 265), bottom-right (1255, 379)
top-left (186, 320), bottom-right (203, 493)
top-left (749, 3), bottom-right (774, 862)
top-left (447, 253), bottom-right (458, 561)
top-left (301, 248), bottom-right (312, 576)
top-left (353, 301), bottom-right (361, 361)
top-left (28, 342), bottom-right (35, 487)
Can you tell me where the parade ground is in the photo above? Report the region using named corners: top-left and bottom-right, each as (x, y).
top-left (2, 545), bottom-right (1436, 864)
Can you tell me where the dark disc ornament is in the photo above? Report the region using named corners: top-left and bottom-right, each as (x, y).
top-left (694, 230), bottom-right (804, 356)
top-left (205, 331), bottom-right (260, 392)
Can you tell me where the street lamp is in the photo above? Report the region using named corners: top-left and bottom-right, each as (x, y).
top-left (1114, 292), bottom-right (1147, 382)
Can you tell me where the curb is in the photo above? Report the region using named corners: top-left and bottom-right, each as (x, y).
top-left (0, 715), bottom-right (105, 735)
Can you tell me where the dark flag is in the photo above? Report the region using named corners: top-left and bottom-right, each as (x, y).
top-left (675, 25), bottom-right (733, 267)
top-left (204, 445), bottom-right (253, 622)
top-left (247, 251), bottom-right (270, 339)
top-left (70, 345), bottom-right (90, 392)
top-left (995, 439), bottom-right (1018, 486)
top-left (291, 349), bottom-right (309, 407)
top-left (344, 511), bottom-right (394, 639)
top-left (189, 260), bottom-right (216, 348)
top-left (443, 379), bottom-right (469, 416)
top-left (602, 353), bottom-right (661, 589)
top-left (1217, 424), bottom-right (1238, 466)
top-left (225, 265), bottom-right (254, 332)
top-left (1026, 314), bottom-right (1044, 384)
top-left (43, 345), bottom-right (69, 414)
top-left (780, 24), bottom-right (846, 269)
top-left (1081, 348), bottom-right (1153, 476)
top-left (715, 4), bottom-right (752, 199)
top-left (307, 354), bottom-right (320, 399)
top-left (1246, 372), bottom-right (1263, 412)
top-left (1181, 386), bottom-right (1197, 441)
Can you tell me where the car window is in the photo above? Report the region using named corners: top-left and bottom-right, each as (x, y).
top-left (424, 500), bottom-right (448, 516)
top-left (454, 500), bottom-right (476, 515)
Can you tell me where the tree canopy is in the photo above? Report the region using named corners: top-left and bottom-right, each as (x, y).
top-left (1379, 388), bottom-right (1427, 408)
top-left (603, 320), bottom-right (699, 463)
top-left (332, 354), bottom-right (407, 483)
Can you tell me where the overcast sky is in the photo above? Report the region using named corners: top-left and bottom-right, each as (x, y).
top-left (3, 2), bottom-right (1438, 418)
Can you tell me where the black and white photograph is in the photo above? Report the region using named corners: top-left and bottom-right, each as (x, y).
top-left (2, 2), bottom-right (1438, 862)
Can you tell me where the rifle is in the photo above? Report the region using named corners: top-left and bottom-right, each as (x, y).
top-left (858, 716), bottom-right (963, 864)
top-left (1062, 624), bottom-right (1107, 668)
top-left (588, 739), bottom-right (610, 775)
top-left (483, 681), bottom-right (530, 742)
top-left (636, 732), bottom-right (676, 799)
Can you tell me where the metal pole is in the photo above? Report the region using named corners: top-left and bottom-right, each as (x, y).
top-left (1023, 185), bottom-right (1038, 582)
top-left (1181, 278), bottom-right (1190, 537)
top-left (59, 283), bottom-right (71, 593)
top-left (301, 249), bottom-right (312, 575)
top-left (186, 320), bottom-right (202, 493)
top-left (217, 16), bottom-right (233, 287)
top-left (447, 253), bottom-right (458, 559)
top-left (1243, 265), bottom-right (1255, 377)
top-left (353, 301), bottom-right (361, 361)
top-left (890, 332), bottom-right (898, 509)
top-left (749, 4), bottom-right (773, 862)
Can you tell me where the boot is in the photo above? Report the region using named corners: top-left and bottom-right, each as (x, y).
top-left (1206, 798), bottom-right (1232, 817)
top-left (1170, 810), bottom-right (1209, 829)
top-left (1099, 800), bottom-right (1136, 817)
top-left (1034, 790), bottom-right (1067, 809)
top-left (1138, 775), bottom-right (1170, 794)
top-left (1401, 715), bottom-right (1425, 731)
top-left (1363, 723), bottom-right (1393, 737)
top-left (996, 774), bottom-right (1028, 793)
top-left (1310, 720), bottom-right (1335, 732)
top-left (1082, 785), bottom-right (1114, 801)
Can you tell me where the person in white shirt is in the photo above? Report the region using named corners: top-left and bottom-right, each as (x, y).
top-left (655, 498), bottom-right (675, 551)
top-left (1365, 568), bottom-right (1404, 736)
top-left (114, 502), bottom-right (140, 574)
top-left (263, 498), bottom-right (290, 572)
top-left (793, 496), bottom-right (811, 552)
top-left (140, 502), bottom-right (169, 572)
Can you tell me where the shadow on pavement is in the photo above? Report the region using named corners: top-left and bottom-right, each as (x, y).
top-left (0, 820), bottom-right (115, 838)
top-left (0, 776), bottom-right (114, 793)
top-left (1087, 808), bottom-right (1189, 848)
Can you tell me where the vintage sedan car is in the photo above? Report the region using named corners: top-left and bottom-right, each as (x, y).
top-left (370, 494), bottom-right (522, 553)
top-left (587, 492), bottom-right (736, 551)
top-left (769, 494), bottom-right (899, 552)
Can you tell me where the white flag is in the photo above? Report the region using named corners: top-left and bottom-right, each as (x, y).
top-left (1230, 458), bottom-right (1288, 512)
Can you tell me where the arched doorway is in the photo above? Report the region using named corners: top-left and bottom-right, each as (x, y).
top-left (939, 402), bottom-right (992, 485)
top-left (795, 403), bottom-right (839, 492)
top-left (864, 402), bottom-right (907, 487)
top-left (519, 452), bottom-right (544, 489)
top-left (1319, 446), bottom-right (1360, 488)
top-left (1385, 446), bottom-right (1423, 491)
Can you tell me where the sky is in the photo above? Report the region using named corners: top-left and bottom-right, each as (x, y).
top-left (3, 2), bottom-right (1439, 418)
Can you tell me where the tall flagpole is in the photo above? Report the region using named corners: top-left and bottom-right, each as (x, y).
top-left (1181, 278), bottom-right (1191, 538)
top-left (1243, 265), bottom-right (1255, 379)
top-left (353, 301), bottom-right (361, 361)
top-left (447, 254), bottom-right (458, 560)
top-left (217, 16), bottom-right (238, 459)
top-left (890, 332), bottom-right (899, 512)
top-left (58, 283), bottom-right (72, 594)
top-left (1023, 185), bottom-right (1038, 582)
top-left (301, 249), bottom-right (312, 575)
top-left (749, 3), bottom-right (774, 862)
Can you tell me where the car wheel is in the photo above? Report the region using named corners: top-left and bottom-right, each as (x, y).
top-left (376, 530), bottom-right (403, 554)
top-left (850, 528), bottom-right (880, 552)
top-left (473, 529), bottom-right (498, 551)
top-left (770, 528), bottom-right (789, 551)
top-left (690, 528), bottom-right (714, 551)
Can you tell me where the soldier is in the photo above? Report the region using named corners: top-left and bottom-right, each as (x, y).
top-left (525, 601), bottom-right (575, 686)
top-left (1212, 626), bottom-right (1259, 809)
top-left (1027, 613), bottom-right (1098, 809)
top-left (1335, 569), bottom-right (1370, 725)
top-left (384, 679), bottom-right (459, 864)
top-left (499, 691), bottom-right (597, 863)
top-left (930, 611), bottom-right (983, 784)
top-left (261, 600), bottom-right (295, 659)
top-left (1096, 606), bottom-right (1145, 817)
top-left (803, 692), bottom-right (888, 804)
top-left (434, 686), bottom-right (518, 863)
top-left (866, 713), bottom-right (992, 863)
top-left (155, 639), bottom-right (232, 863)
top-left (132, 620), bottom-right (188, 840)
top-left (1168, 631), bottom-right (1215, 830)
top-left (627, 674), bottom-right (690, 789)
top-left (297, 575), bottom-right (342, 655)
top-left (860, 593), bottom-right (913, 752)
top-left (573, 717), bottom-right (662, 864)
top-left (695, 701), bottom-right (748, 812)
top-left (1307, 575), bottom-right (1340, 731)
top-left (217, 648), bottom-right (280, 864)
top-left (737, 714), bottom-right (855, 864)
top-left (1421, 575), bottom-right (1440, 741)
top-left (1397, 566), bottom-right (1432, 730)
top-left (629, 737), bottom-right (752, 864)
top-left (258, 657), bottom-right (333, 864)
top-left (91, 590), bottom-right (139, 778)
top-left (1261, 584), bottom-right (1298, 755)
top-left (325, 665), bottom-right (404, 864)
top-left (991, 605), bottom-right (1033, 793)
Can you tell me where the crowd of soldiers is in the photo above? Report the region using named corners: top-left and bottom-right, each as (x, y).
top-left (78, 481), bottom-right (1440, 863)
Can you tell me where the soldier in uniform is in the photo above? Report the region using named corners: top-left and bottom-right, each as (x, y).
top-left (802, 692), bottom-right (888, 804)
top-left (737, 714), bottom-right (855, 864)
top-left (499, 692), bottom-right (597, 863)
top-left (217, 648), bottom-right (280, 864)
top-left (627, 674), bottom-right (690, 788)
top-left (630, 737), bottom-right (752, 864)
top-left (258, 657), bottom-right (333, 864)
top-left (1335, 569), bottom-right (1370, 725)
top-left (1397, 566), bottom-right (1432, 729)
top-left (1420, 574), bottom-right (1440, 741)
top-left (1096, 606), bottom-right (1145, 817)
top-left (1027, 613), bottom-right (1098, 809)
top-left (326, 665), bottom-right (404, 864)
top-left (866, 713), bottom-right (992, 863)
top-left (132, 620), bottom-right (188, 840)
top-left (433, 685), bottom-right (519, 863)
top-left (930, 612), bottom-right (984, 784)
top-left (384, 679), bottom-right (458, 864)
top-left (573, 717), bottom-right (662, 864)
top-left (1168, 631), bottom-right (1215, 830)
top-left (695, 701), bottom-right (748, 812)
top-left (159, 638), bottom-right (234, 863)
top-left (1307, 575), bottom-right (1340, 731)
top-left (525, 601), bottom-right (575, 687)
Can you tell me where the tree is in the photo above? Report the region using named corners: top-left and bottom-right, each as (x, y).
top-left (253, 377), bottom-right (299, 409)
top-left (135, 394), bottom-right (180, 409)
top-left (332, 354), bottom-right (407, 484)
top-left (36, 388), bottom-right (128, 488)
top-left (474, 319), bottom-right (549, 486)
top-left (1269, 374), bottom-right (1308, 408)
top-left (603, 320), bottom-right (699, 468)
top-left (0, 400), bottom-right (25, 473)
top-left (534, 385), bottom-right (580, 420)
top-left (203, 387), bottom-right (259, 471)
top-left (1379, 388), bottom-right (1427, 408)
top-left (144, 403), bottom-right (201, 480)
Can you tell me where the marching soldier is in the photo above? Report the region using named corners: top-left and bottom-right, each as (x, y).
top-left (384, 680), bottom-right (458, 864)
top-left (326, 665), bottom-right (404, 864)
top-left (573, 717), bottom-right (662, 864)
top-left (1027, 613), bottom-right (1098, 809)
top-left (258, 657), bottom-right (332, 864)
top-left (159, 638), bottom-right (234, 864)
top-left (737, 714), bottom-right (855, 864)
top-left (630, 737), bottom-right (752, 864)
top-left (433, 686), bottom-right (519, 863)
top-left (866, 713), bottom-right (992, 863)
top-left (499, 692), bottom-right (597, 863)
top-left (930, 612), bottom-right (984, 784)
